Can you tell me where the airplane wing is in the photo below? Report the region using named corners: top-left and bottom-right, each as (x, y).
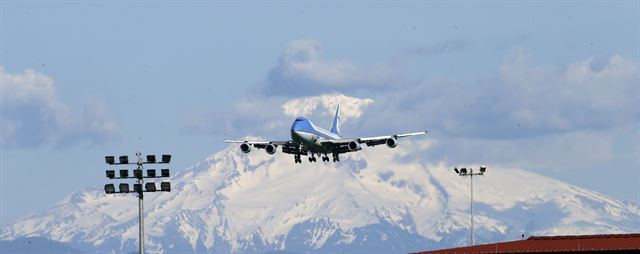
top-left (224, 139), bottom-right (308, 155)
top-left (224, 139), bottom-right (292, 148)
top-left (319, 131), bottom-right (428, 152)
top-left (358, 131), bottom-right (429, 146)
top-left (224, 139), bottom-right (291, 145)
top-left (226, 131), bottom-right (427, 156)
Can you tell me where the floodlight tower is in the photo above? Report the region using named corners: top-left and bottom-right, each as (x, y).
top-left (453, 165), bottom-right (486, 246)
top-left (104, 153), bottom-right (172, 254)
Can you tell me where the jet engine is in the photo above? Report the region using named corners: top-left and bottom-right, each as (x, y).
top-left (240, 143), bottom-right (252, 153)
top-left (348, 141), bottom-right (361, 151)
top-left (386, 138), bottom-right (397, 148)
top-left (265, 144), bottom-right (277, 155)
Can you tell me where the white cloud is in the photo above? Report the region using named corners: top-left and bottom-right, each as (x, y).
top-left (352, 49), bottom-right (639, 141)
top-left (189, 41), bottom-right (639, 180)
top-left (187, 93), bottom-right (374, 139)
top-left (0, 66), bottom-right (120, 148)
top-left (498, 50), bottom-right (639, 133)
top-left (264, 39), bottom-right (396, 96)
top-left (336, 50), bottom-right (639, 184)
top-left (0, 66), bottom-right (57, 106)
top-left (565, 54), bottom-right (639, 82)
top-left (185, 96), bottom-right (290, 138)
top-left (282, 93), bottom-right (373, 123)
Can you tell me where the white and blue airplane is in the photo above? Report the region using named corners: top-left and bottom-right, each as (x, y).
top-left (225, 105), bottom-right (428, 163)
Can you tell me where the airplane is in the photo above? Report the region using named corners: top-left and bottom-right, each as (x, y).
top-left (224, 105), bottom-right (428, 163)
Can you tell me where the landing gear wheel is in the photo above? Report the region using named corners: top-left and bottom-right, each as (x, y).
top-left (332, 153), bottom-right (340, 162)
top-left (294, 154), bottom-right (302, 164)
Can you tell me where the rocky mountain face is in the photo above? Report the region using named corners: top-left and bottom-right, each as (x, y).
top-left (2, 143), bottom-right (638, 253)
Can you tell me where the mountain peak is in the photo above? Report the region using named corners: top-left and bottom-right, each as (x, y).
top-left (2, 145), bottom-right (638, 253)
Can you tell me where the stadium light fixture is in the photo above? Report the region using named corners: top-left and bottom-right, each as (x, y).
top-left (103, 152), bottom-right (172, 254)
top-left (105, 156), bottom-right (115, 165)
top-left (160, 182), bottom-right (171, 192)
top-left (145, 182), bottom-right (156, 192)
top-left (452, 165), bottom-right (487, 246)
top-left (146, 155), bottom-right (156, 164)
top-left (161, 154), bottom-right (171, 163)
top-left (119, 155), bottom-right (129, 164)
top-left (105, 184), bottom-right (115, 194)
top-left (119, 183), bottom-right (130, 193)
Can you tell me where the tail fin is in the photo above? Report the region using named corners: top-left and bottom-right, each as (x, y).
top-left (331, 104), bottom-right (341, 136)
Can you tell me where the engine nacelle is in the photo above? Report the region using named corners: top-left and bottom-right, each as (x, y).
top-left (265, 144), bottom-right (277, 155)
top-left (386, 138), bottom-right (397, 148)
top-left (348, 141), bottom-right (361, 151)
top-left (240, 143), bottom-right (252, 153)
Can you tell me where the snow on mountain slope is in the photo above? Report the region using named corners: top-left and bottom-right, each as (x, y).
top-left (2, 141), bottom-right (638, 253)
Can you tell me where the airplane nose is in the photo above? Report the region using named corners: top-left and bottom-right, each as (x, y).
top-left (291, 129), bottom-right (302, 142)
top-left (291, 121), bottom-right (303, 132)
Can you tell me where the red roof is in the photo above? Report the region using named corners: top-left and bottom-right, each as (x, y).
top-left (412, 233), bottom-right (640, 253)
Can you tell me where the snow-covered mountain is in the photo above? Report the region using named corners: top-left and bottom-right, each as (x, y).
top-left (2, 142), bottom-right (639, 253)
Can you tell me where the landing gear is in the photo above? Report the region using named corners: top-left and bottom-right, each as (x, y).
top-left (294, 153), bottom-right (335, 163)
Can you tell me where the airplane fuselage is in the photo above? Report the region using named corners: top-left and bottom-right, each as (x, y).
top-left (291, 117), bottom-right (340, 153)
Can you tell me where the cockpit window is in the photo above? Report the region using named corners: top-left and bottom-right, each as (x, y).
top-left (295, 119), bottom-right (303, 122)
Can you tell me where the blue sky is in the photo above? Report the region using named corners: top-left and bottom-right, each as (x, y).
top-left (1, 1), bottom-right (639, 225)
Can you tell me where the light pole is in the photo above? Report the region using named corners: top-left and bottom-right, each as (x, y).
top-left (104, 152), bottom-right (172, 254)
top-left (453, 165), bottom-right (486, 246)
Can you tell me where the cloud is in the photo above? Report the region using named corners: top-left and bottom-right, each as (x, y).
top-left (260, 39), bottom-right (638, 138)
top-left (498, 50), bottom-right (639, 134)
top-left (185, 93), bottom-right (373, 139)
top-left (263, 39), bottom-right (397, 96)
top-left (0, 66), bottom-right (120, 148)
top-left (565, 54), bottom-right (639, 82)
top-left (194, 40), bottom-right (639, 143)
top-left (352, 49), bottom-right (639, 140)
top-left (282, 93), bottom-right (373, 123)
top-left (262, 39), bottom-right (471, 97)
top-left (185, 39), bottom-right (639, 201)
top-left (328, 49), bottom-right (638, 175)
top-left (185, 96), bottom-right (289, 139)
